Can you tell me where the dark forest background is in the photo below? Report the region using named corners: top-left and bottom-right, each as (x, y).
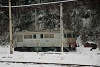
top-left (0, 0), bottom-right (100, 44)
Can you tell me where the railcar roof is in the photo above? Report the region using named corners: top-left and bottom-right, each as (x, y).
top-left (15, 30), bottom-right (74, 34)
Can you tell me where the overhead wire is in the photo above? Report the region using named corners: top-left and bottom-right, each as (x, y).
top-left (1, 0), bottom-right (76, 8)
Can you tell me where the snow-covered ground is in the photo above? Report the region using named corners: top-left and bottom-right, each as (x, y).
top-left (0, 45), bottom-right (100, 67)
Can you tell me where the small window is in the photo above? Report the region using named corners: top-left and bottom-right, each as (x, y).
top-left (24, 35), bottom-right (32, 39)
top-left (67, 33), bottom-right (71, 38)
top-left (33, 34), bottom-right (36, 39)
top-left (40, 34), bottom-right (43, 38)
top-left (64, 34), bottom-right (66, 38)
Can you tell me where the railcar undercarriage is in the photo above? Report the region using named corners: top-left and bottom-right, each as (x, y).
top-left (14, 46), bottom-right (76, 52)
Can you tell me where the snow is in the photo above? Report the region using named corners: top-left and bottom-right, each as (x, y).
top-left (1, 33), bottom-right (100, 67)
top-left (0, 45), bottom-right (100, 67)
top-left (0, 37), bottom-right (100, 67)
top-left (86, 41), bottom-right (95, 44)
top-left (76, 36), bottom-right (83, 47)
top-left (0, 62), bottom-right (67, 67)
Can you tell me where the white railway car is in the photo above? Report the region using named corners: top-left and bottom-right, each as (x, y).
top-left (13, 31), bottom-right (77, 52)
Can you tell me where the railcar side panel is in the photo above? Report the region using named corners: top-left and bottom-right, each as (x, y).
top-left (13, 31), bottom-right (77, 51)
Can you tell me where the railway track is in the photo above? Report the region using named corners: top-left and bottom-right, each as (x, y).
top-left (0, 60), bottom-right (98, 67)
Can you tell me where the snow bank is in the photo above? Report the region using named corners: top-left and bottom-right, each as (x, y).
top-left (0, 45), bottom-right (100, 67)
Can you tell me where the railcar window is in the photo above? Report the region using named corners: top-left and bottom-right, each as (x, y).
top-left (40, 34), bottom-right (43, 38)
top-left (45, 34), bottom-right (48, 38)
top-left (17, 35), bottom-right (23, 42)
top-left (64, 34), bottom-right (66, 38)
top-left (49, 34), bottom-right (54, 38)
top-left (73, 33), bottom-right (76, 38)
top-left (67, 33), bottom-right (71, 38)
top-left (44, 34), bottom-right (54, 38)
top-left (24, 35), bottom-right (32, 39)
top-left (33, 34), bottom-right (36, 39)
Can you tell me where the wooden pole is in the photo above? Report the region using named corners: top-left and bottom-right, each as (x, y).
top-left (60, 3), bottom-right (63, 52)
top-left (35, 9), bottom-right (38, 31)
top-left (9, 0), bottom-right (13, 54)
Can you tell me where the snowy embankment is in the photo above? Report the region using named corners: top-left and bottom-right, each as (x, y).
top-left (0, 45), bottom-right (100, 67)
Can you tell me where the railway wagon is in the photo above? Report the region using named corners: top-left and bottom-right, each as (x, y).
top-left (13, 31), bottom-right (77, 52)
